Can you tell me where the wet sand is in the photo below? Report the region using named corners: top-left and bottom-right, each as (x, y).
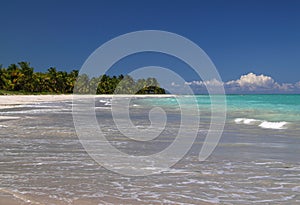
top-left (0, 189), bottom-right (32, 205)
top-left (0, 189), bottom-right (215, 205)
top-left (0, 197), bottom-right (24, 205)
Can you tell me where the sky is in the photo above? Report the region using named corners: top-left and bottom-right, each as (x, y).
top-left (0, 0), bottom-right (300, 93)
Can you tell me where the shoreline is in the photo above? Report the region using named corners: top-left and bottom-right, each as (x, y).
top-left (0, 94), bottom-right (176, 106)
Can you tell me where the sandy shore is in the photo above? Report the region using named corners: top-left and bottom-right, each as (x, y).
top-left (0, 196), bottom-right (24, 205)
top-left (0, 189), bottom-right (36, 205)
top-left (0, 95), bottom-right (74, 106)
top-left (0, 94), bottom-right (176, 106)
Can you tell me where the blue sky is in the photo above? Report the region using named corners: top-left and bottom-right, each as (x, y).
top-left (0, 0), bottom-right (300, 89)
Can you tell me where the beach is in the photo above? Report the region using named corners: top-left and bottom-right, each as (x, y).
top-left (0, 95), bottom-right (75, 106)
top-left (0, 94), bottom-right (176, 106)
top-left (0, 190), bottom-right (27, 205)
top-left (1, 94), bottom-right (300, 204)
top-left (1, 0), bottom-right (299, 203)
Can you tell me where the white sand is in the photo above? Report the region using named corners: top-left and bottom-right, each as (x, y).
top-left (0, 94), bottom-right (176, 106)
top-left (0, 95), bottom-right (74, 106)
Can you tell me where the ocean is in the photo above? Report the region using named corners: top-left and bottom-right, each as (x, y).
top-left (0, 95), bottom-right (300, 204)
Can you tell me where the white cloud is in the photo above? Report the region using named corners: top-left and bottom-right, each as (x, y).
top-left (183, 72), bottom-right (300, 94)
top-left (226, 73), bottom-right (278, 91)
top-left (277, 83), bottom-right (295, 92)
top-left (237, 73), bottom-right (274, 87)
top-left (184, 79), bottom-right (224, 87)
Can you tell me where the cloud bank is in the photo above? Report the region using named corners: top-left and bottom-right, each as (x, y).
top-left (180, 73), bottom-right (300, 94)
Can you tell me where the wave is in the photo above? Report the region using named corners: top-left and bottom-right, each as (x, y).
top-left (0, 116), bottom-right (20, 120)
top-left (99, 99), bottom-right (111, 106)
top-left (259, 121), bottom-right (288, 129)
top-left (234, 118), bottom-right (288, 129)
top-left (234, 118), bottom-right (261, 125)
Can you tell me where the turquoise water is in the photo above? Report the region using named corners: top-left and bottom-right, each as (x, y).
top-left (140, 94), bottom-right (300, 123)
top-left (226, 95), bottom-right (300, 122)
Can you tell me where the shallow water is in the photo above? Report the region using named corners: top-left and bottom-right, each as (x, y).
top-left (0, 95), bottom-right (300, 204)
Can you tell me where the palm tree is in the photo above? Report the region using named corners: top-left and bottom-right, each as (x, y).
top-left (74, 74), bottom-right (90, 94)
top-left (89, 77), bottom-right (100, 94)
top-left (47, 67), bottom-right (58, 92)
top-left (18, 62), bottom-right (34, 92)
top-left (136, 79), bottom-right (147, 94)
top-left (114, 75), bottom-right (135, 94)
top-left (65, 70), bottom-right (78, 93)
top-left (0, 67), bottom-right (8, 90)
top-left (7, 64), bottom-right (23, 91)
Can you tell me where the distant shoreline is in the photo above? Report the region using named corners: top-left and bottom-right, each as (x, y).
top-left (0, 94), bottom-right (176, 106)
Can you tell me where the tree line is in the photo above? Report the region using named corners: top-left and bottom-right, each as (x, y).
top-left (0, 62), bottom-right (165, 94)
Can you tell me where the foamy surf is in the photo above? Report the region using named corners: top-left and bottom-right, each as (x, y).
top-left (259, 121), bottom-right (288, 129)
top-left (234, 118), bottom-right (288, 129)
top-left (234, 118), bottom-right (261, 125)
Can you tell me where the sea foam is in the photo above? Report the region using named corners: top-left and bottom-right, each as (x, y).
top-left (258, 121), bottom-right (288, 129)
top-left (234, 118), bottom-right (288, 129)
top-left (234, 118), bottom-right (261, 124)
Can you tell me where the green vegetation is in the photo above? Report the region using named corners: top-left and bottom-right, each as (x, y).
top-left (0, 62), bottom-right (165, 95)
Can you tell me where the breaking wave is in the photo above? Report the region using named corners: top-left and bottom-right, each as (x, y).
top-left (234, 118), bottom-right (288, 129)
